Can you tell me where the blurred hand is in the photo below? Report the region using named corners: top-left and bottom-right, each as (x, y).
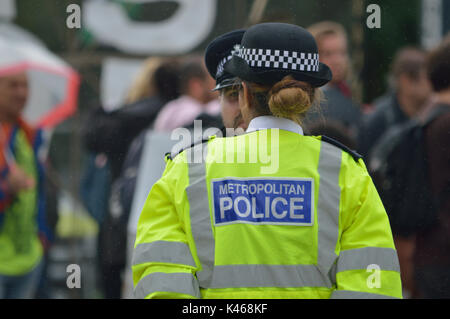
top-left (6, 163), bottom-right (35, 194)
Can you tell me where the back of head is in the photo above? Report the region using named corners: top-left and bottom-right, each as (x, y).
top-left (268, 76), bottom-right (315, 120)
top-left (153, 59), bottom-right (181, 102)
top-left (426, 35), bottom-right (450, 92)
top-left (243, 75), bottom-right (322, 125)
top-left (179, 57), bottom-right (208, 95)
top-left (126, 57), bottom-right (164, 104)
top-left (224, 23), bottom-right (330, 125)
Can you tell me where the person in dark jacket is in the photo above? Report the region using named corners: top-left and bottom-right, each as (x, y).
top-left (358, 47), bottom-right (432, 158)
top-left (302, 21), bottom-right (363, 147)
top-left (413, 35), bottom-right (450, 299)
top-left (81, 57), bottom-right (180, 299)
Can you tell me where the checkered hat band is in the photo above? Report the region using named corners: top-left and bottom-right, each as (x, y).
top-left (216, 54), bottom-right (233, 77)
top-left (238, 48), bottom-right (320, 72)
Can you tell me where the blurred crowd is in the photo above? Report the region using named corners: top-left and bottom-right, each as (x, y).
top-left (0, 20), bottom-right (449, 299)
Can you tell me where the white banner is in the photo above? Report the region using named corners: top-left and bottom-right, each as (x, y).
top-left (84, 0), bottom-right (217, 54)
top-left (421, 0), bottom-right (443, 49)
top-left (100, 58), bottom-right (145, 112)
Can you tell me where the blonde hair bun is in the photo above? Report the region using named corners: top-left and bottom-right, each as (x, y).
top-left (268, 77), bottom-right (313, 119)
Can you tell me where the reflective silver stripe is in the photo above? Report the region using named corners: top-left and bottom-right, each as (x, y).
top-left (134, 272), bottom-right (200, 299)
top-left (331, 290), bottom-right (399, 299)
top-left (186, 143), bottom-right (215, 287)
top-left (132, 241), bottom-right (196, 267)
top-left (317, 141), bottom-right (342, 283)
top-left (208, 264), bottom-right (331, 288)
top-left (337, 247), bottom-right (401, 273)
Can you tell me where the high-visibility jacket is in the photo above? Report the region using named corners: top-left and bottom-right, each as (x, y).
top-left (0, 119), bottom-right (51, 276)
top-left (132, 125), bottom-right (402, 299)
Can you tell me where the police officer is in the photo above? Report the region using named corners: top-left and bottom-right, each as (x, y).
top-left (204, 29), bottom-right (246, 132)
top-left (132, 23), bottom-right (402, 299)
top-left (166, 29), bottom-right (246, 157)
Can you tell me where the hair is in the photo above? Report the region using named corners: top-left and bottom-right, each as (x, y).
top-left (426, 34), bottom-right (450, 92)
top-left (241, 76), bottom-right (322, 125)
top-left (125, 57), bottom-right (164, 104)
top-left (391, 47), bottom-right (427, 82)
top-left (152, 60), bottom-right (181, 102)
top-left (179, 57), bottom-right (208, 94)
top-left (125, 57), bottom-right (181, 104)
top-left (307, 21), bottom-right (348, 46)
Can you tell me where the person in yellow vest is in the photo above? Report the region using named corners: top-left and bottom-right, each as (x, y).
top-left (132, 23), bottom-right (402, 299)
top-left (0, 71), bottom-right (52, 299)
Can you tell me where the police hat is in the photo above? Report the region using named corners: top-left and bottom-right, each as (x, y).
top-left (225, 23), bottom-right (332, 88)
top-left (204, 29), bottom-right (246, 91)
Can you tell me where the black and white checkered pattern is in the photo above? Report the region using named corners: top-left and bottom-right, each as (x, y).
top-left (216, 54), bottom-right (233, 77)
top-left (237, 47), bottom-right (320, 72)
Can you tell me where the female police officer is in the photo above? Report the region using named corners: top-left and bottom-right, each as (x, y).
top-left (132, 23), bottom-right (402, 299)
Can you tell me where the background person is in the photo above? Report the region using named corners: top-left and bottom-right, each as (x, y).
top-left (153, 56), bottom-right (220, 132)
top-left (302, 21), bottom-right (363, 147)
top-left (359, 47), bottom-right (432, 158)
top-left (360, 49), bottom-right (433, 298)
top-left (361, 48), bottom-right (432, 297)
top-left (0, 71), bottom-right (52, 299)
top-left (413, 35), bottom-right (450, 299)
top-left (81, 57), bottom-right (180, 299)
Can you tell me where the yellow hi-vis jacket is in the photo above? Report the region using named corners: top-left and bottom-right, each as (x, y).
top-left (132, 129), bottom-right (402, 299)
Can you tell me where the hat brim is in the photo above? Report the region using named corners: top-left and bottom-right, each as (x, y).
top-left (225, 55), bottom-right (332, 88)
top-left (212, 77), bottom-right (237, 91)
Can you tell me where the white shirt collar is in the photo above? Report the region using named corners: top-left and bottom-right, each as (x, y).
top-left (246, 115), bottom-right (304, 135)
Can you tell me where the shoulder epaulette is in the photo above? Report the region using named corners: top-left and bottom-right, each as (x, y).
top-left (165, 137), bottom-right (210, 161)
top-left (321, 135), bottom-right (363, 162)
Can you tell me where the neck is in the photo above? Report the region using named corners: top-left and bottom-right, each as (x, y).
top-left (397, 91), bottom-right (422, 118)
top-left (435, 89), bottom-right (450, 105)
top-left (187, 91), bottom-right (206, 105)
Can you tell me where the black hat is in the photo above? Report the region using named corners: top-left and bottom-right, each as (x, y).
top-left (205, 29), bottom-right (246, 91)
top-left (225, 23), bottom-right (332, 88)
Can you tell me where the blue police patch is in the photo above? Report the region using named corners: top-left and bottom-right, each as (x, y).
top-left (212, 177), bottom-right (314, 226)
